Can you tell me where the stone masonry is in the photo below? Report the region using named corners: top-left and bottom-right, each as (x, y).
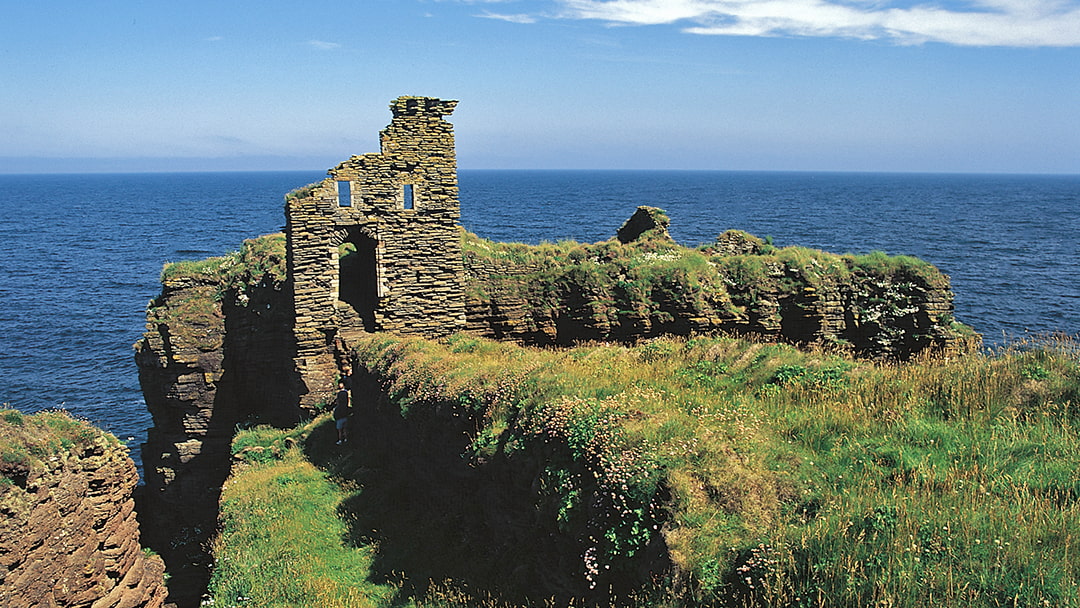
top-left (286, 96), bottom-right (466, 408)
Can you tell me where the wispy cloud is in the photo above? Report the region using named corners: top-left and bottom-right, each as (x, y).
top-left (548, 0), bottom-right (1080, 47)
top-left (478, 11), bottom-right (540, 23)
top-left (307, 39), bottom-right (343, 50)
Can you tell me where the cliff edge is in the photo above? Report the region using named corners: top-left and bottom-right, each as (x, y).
top-left (0, 408), bottom-right (166, 608)
top-left (463, 207), bottom-right (970, 357)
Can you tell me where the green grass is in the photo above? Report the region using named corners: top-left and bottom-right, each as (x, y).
top-left (211, 333), bottom-right (1080, 606)
top-left (285, 182), bottom-right (320, 202)
top-left (208, 417), bottom-right (400, 608)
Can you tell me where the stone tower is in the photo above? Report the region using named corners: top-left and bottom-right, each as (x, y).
top-left (286, 96), bottom-right (466, 408)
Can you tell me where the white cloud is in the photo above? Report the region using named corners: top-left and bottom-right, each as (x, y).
top-left (549, 0), bottom-right (1080, 46)
top-left (307, 40), bottom-right (343, 50)
top-left (478, 11), bottom-right (540, 22)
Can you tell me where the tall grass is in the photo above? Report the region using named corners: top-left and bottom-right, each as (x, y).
top-left (353, 333), bottom-right (1080, 605)
top-left (212, 334), bottom-right (1080, 606)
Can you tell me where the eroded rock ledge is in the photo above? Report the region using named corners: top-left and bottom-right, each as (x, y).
top-left (463, 207), bottom-right (968, 358)
top-left (0, 409), bottom-right (166, 608)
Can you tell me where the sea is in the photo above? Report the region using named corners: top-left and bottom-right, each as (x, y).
top-left (0, 170), bottom-right (1077, 470)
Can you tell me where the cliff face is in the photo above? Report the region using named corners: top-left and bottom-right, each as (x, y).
top-left (134, 234), bottom-right (298, 607)
top-left (0, 409), bottom-right (166, 608)
top-left (134, 272), bottom-right (231, 606)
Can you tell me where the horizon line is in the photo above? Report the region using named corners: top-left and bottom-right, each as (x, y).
top-left (1, 167), bottom-right (1078, 178)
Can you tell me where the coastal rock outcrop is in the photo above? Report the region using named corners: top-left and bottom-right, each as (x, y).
top-left (616, 205), bottom-right (671, 243)
top-left (134, 235), bottom-right (298, 607)
top-left (463, 213), bottom-right (968, 357)
top-left (0, 409), bottom-right (166, 608)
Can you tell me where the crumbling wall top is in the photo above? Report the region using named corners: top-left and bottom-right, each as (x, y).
top-left (390, 96), bottom-right (458, 118)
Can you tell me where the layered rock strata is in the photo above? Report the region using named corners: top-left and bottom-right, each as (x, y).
top-left (134, 239), bottom-right (297, 607)
top-left (0, 410), bottom-right (166, 608)
top-left (464, 208), bottom-right (965, 358)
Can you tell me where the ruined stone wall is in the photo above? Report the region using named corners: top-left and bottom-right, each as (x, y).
top-left (0, 411), bottom-right (166, 608)
top-left (287, 96), bottom-right (466, 408)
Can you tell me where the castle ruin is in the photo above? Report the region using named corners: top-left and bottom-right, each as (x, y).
top-left (286, 96), bottom-right (466, 408)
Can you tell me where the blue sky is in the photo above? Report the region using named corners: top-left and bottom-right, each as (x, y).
top-left (2, 0), bottom-right (1078, 174)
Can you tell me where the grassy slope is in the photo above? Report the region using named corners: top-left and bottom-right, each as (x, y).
top-left (211, 333), bottom-right (1080, 607)
top-left (209, 424), bottom-right (398, 608)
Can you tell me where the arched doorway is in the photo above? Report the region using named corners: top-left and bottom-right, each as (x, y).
top-left (337, 228), bottom-right (379, 332)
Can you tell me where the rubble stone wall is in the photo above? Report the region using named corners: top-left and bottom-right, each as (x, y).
top-left (286, 96), bottom-right (466, 408)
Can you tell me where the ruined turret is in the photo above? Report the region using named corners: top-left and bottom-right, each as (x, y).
top-left (286, 96), bottom-right (466, 408)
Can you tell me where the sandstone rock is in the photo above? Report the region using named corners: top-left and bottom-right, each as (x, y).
top-left (0, 410), bottom-right (166, 608)
top-left (616, 206), bottom-right (671, 244)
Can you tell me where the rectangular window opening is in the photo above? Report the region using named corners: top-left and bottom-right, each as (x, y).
top-left (402, 184), bottom-right (414, 210)
top-left (337, 181), bottom-right (352, 207)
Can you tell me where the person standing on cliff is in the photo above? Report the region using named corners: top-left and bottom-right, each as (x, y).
top-left (342, 366), bottom-right (355, 393)
top-left (334, 380), bottom-right (352, 445)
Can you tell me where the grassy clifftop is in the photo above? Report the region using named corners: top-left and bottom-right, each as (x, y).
top-left (151, 223), bottom-right (972, 360)
top-left (210, 332), bottom-right (1080, 607)
top-left (462, 217), bottom-right (970, 356)
top-left (0, 408), bottom-right (115, 491)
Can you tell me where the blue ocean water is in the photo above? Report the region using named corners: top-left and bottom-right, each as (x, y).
top-left (0, 170), bottom-right (1077, 466)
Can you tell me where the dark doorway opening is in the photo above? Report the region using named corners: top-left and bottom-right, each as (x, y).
top-left (339, 230), bottom-right (378, 332)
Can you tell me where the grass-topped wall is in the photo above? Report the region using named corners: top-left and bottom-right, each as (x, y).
top-left (146, 221), bottom-right (970, 364)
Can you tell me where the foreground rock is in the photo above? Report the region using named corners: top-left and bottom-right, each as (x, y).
top-left (0, 409), bottom-right (166, 608)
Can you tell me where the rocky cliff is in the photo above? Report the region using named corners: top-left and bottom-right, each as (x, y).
top-left (0, 409), bottom-right (166, 608)
top-left (464, 207), bottom-right (968, 358)
top-left (134, 234), bottom-right (297, 607)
